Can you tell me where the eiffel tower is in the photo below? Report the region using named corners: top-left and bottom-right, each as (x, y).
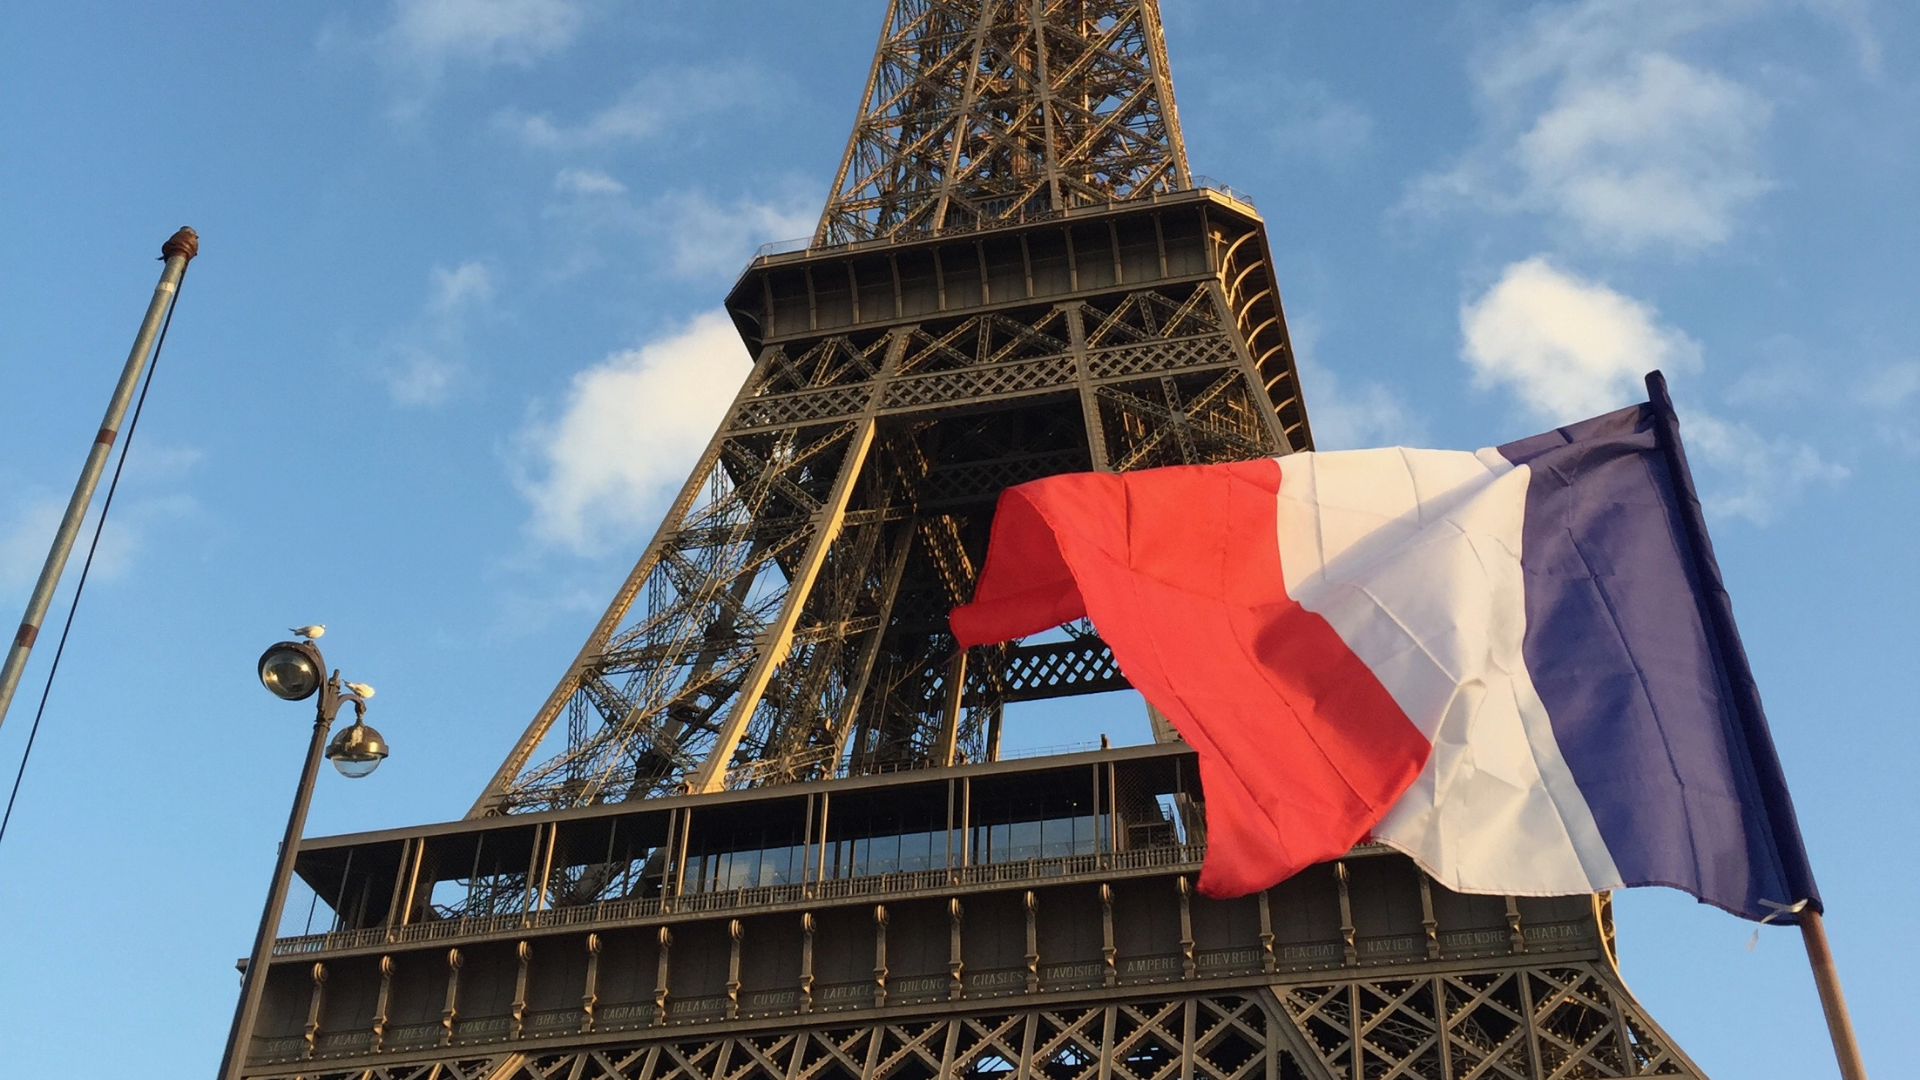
top-left (237, 4), bottom-right (1710, 1077)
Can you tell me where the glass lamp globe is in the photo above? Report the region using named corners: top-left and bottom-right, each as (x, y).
top-left (326, 722), bottom-right (389, 779)
top-left (258, 642), bottom-right (323, 701)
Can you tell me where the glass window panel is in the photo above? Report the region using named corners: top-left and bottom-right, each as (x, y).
top-left (990, 823), bottom-right (1011, 864)
top-left (871, 833), bottom-right (900, 875)
top-left (1011, 820), bottom-right (1042, 861)
top-left (1042, 817), bottom-right (1073, 858)
top-left (1075, 814), bottom-right (1097, 855)
top-left (901, 831), bottom-right (933, 872)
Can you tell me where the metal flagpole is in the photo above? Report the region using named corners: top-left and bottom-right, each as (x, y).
top-left (0, 226), bottom-right (197, 732)
top-left (1800, 910), bottom-right (1870, 1079)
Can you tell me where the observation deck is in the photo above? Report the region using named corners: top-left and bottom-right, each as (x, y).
top-left (243, 743), bottom-right (1662, 1077)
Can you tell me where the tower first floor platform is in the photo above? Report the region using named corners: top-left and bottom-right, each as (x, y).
top-left (248, 743), bottom-right (1705, 1079)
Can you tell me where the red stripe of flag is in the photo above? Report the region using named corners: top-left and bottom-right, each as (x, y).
top-left (951, 458), bottom-right (1431, 896)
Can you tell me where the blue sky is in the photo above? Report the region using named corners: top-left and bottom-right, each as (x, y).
top-left (1, 1), bottom-right (1914, 1075)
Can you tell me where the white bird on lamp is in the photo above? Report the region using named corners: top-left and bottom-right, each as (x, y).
top-left (345, 682), bottom-right (376, 700)
top-left (290, 624), bottom-right (325, 640)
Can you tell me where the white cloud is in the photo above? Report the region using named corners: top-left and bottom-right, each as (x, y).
top-left (1406, 0), bottom-right (1775, 251)
top-left (383, 262), bottom-right (495, 407)
top-left (1461, 256), bottom-right (1843, 521)
top-left (1462, 257), bottom-right (1699, 422)
top-left (517, 311), bottom-right (750, 552)
top-left (497, 64), bottom-right (764, 149)
top-left (384, 0), bottom-right (583, 71)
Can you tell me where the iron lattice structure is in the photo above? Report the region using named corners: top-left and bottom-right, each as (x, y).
top-left (246, 7), bottom-right (1713, 1078)
top-left (474, 0), bottom-right (1304, 817)
top-left (817, 0), bottom-right (1190, 245)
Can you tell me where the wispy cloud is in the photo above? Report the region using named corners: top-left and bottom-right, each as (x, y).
top-left (0, 498), bottom-right (69, 596)
top-left (1681, 408), bottom-right (1847, 521)
top-left (1270, 81), bottom-right (1375, 162)
top-left (650, 190), bottom-right (816, 277)
top-left (1203, 75), bottom-right (1374, 166)
top-left (1516, 53), bottom-right (1770, 249)
top-left (544, 179), bottom-right (816, 280)
top-left (1857, 360), bottom-right (1920, 409)
top-left (1858, 359), bottom-right (1920, 455)
top-left (1461, 256), bottom-right (1842, 521)
top-left (515, 311), bottom-right (750, 553)
top-left (553, 167), bottom-right (626, 196)
top-left (0, 442), bottom-right (205, 600)
top-left (383, 262), bottom-right (496, 407)
top-left (496, 63), bottom-right (766, 149)
top-left (1406, 0), bottom-right (1774, 252)
top-left (382, 0), bottom-right (584, 73)
top-left (1288, 317), bottom-right (1425, 450)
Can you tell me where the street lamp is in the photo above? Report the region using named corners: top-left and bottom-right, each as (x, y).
top-left (214, 635), bottom-right (391, 1080)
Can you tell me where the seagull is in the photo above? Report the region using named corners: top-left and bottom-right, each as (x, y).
top-left (345, 682), bottom-right (376, 699)
top-left (290, 625), bottom-right (325, 639)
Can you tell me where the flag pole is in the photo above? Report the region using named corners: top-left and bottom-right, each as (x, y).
top-left (1645, 370), bottom-right (1866, 1075)
top-left (1799, 909), bottom-right (1869, 1079)
top-left (0, 226), bottom-right (197, 733)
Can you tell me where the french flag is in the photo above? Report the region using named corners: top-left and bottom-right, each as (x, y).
top-left (951, 373), bottom-right (1820, 924)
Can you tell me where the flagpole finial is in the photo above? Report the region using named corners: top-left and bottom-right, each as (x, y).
top-left (161, 226), bottom-right (199, 263)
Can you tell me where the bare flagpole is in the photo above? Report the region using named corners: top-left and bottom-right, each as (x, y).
top-left (0, 226), bottom-right (197, 732)
top-left (1799, 909), bottom-right (1870, 1079)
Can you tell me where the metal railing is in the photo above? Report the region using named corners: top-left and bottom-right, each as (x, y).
top-left (273, 842), bottom-right (1204, 958)
top-left (746, 178), bottom-right (1259, 266)
top-left (716, 739), bottom-right (1113, 790)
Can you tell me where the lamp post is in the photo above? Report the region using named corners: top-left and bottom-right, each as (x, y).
top-left (215, 636), bottom-right (390, 1080)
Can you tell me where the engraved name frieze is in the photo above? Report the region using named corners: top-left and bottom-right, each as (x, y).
top-left (1359, 935), bottom-right (1422, 957)
top-left (1119, 955), bottom-right (1183, 976)
top-left (1276, 942), bottom-right (1342, 963)
top-left (1440, 929), bottom-right (1510, 950)
top-left (1041, 962), bottom-right (1105, 982)
top-left (1522, 922), bottom-right (1587, 946)
top-left (1195, 947), bottom-right (1259, 969)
